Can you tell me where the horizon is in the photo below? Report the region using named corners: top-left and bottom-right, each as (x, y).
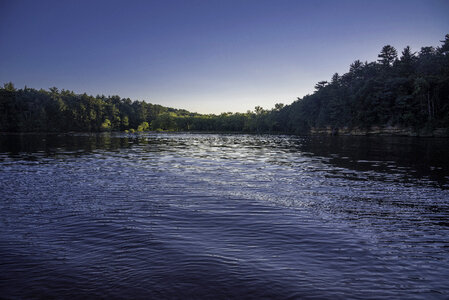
top-left (1, 0), bottom-right (448, 114)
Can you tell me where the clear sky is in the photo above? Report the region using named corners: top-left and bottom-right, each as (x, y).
top-left (0, 0), bottom-right (448, 114)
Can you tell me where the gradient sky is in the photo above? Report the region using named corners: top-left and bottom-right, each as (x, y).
top-left (0, 0), bottom-right (448, 114)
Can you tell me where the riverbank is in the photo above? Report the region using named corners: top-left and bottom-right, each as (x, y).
top-left (310, 126), bottom-right (449, 137)
top-left (2, 127), bottom-right (449, 137)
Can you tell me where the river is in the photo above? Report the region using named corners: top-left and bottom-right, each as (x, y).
top-left (0, 133), bottom-right (448, 299)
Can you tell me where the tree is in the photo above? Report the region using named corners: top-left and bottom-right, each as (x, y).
top-left (3, 82), bottom-right (16, 91)
top-left (331, 73), bottom-right (340, 85)
top-left (254, 106), bottom-right (264, 115)
top-left (1, 34), bottom-right (448, 134)
top-left (121, 115), bottom-right (129, 129)
top-left (398, 46), bottom-right (416, 75)
top-left (137, 121), bottom-right (149, 132)
top-left (349, 60), bottom-right (363, 73)
top-left (400, 46), bottom-right (415, 63)
top-left (101, 119), bottom-right (112, 131)
top-left (315, 81), bottom-right (328, 90)
top-left (274, 103), bottom-right (284, 111)
top-left (378, 45), bottom-right (398, 66)
top-left (49, 87), bottom-right (59, 94)
top-left (419, 46), bottom-right (435, 57)
top-left (439, 34), bottom-right (449, 54)
top-left (414, 77), bottom-right (433, 122)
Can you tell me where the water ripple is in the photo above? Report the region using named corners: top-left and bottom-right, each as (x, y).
top-left (0, 133), bottom-right (448, 299)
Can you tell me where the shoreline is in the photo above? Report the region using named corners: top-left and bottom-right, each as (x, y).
top-left (310, 126), bottom-right (449, 137)
top-left (1, 127), bottom-right (449, 138)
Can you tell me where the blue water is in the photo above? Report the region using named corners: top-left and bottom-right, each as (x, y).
top-left (1, 133), bottom-right (448, 299)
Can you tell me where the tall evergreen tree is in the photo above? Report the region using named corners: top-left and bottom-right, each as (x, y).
top-left (378, 45), bottom-right (398, 66)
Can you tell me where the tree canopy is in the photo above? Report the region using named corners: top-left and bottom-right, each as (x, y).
top-left (1, 35), bottom-right (448, 135)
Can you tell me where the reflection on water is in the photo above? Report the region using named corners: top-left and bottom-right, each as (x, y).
top-left (0, 133), bottom-right (448, 299)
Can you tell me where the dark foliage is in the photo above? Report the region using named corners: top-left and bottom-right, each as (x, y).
top-left (1, 35), bottom-right (448, 134)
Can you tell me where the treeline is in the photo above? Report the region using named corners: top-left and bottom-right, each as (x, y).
top-left (0, 85), bottom-right (191, 132)
top-left (278, 34), bottom-right (449, 134)
top-left (0, 83), bottom-right (285, 133)
top-left (0, 84), bottom-right (277, 133)
top-left (1, 34), bottom-right (448, 134)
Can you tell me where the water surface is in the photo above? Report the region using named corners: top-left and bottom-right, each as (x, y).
top-left (1, 133), bottom-right (448, 299)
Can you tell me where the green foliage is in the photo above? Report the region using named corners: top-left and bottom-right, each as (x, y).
top-left (101, 119), bottom-right (112, 131)
top-left (121, 116), bottom-right (129, 129)
top-left (278, 35), bottom-right (449, 133)
top-left (3, 82), bottom-right (16, 91)
top-left (137, 121), bottom-right (149, 132)
top-left (1, 34), bottom-right (448, 135)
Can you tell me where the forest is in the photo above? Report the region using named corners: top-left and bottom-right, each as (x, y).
top-left (1, 34), bottom-right (449, 136)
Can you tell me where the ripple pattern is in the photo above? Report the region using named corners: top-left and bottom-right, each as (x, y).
top-left (0, 133), bottom-right (449, 299)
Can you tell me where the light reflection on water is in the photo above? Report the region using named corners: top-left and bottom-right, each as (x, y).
top-left (0, 133), bottom-right (449, 299)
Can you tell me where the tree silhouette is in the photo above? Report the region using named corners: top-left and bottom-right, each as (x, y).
top-left (1, 34), bottom-right (448, 135)
top-left (378, 45), bottom-right (398, 66)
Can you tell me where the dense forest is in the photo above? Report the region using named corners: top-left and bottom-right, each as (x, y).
top-left (1, 35), bottom-right (449, 136)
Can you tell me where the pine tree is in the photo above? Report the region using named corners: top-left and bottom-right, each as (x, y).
top-left (378, 45), bottom-right (398, 66)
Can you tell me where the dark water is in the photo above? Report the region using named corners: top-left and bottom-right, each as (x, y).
top-left (1, 133), bottom-right (449, 299)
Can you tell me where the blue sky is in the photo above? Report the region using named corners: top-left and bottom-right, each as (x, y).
top-left (0, 0), bottom-right (448, 114)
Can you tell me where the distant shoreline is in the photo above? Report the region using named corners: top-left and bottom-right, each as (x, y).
top-left (310, 126), bottom-right (449, 137)
top-left (1, 128), bottom-right (448, 138)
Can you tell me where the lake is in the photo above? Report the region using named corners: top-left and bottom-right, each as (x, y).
top-left (1, 133), bottom-right (448, 299)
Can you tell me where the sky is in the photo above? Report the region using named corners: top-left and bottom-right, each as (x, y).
top-left (0, 0), bottom-right (448, 114)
